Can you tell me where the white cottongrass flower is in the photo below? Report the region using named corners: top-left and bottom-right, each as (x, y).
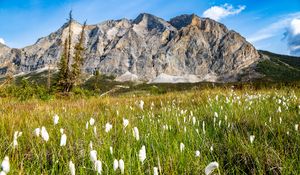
top-left (89, 141), bottom-right (93, 150)
top-left (180, 143), bottom-right (185, 152)
top-left (138, 145), bottom-right (146, 164)
top-left (33, 128), bottom-right (40, 137)
top-left (0, 171), bottom-right (6, 175)
top-left (13, 131), bottom-right (22, 148)
top-left (279, 117), bottom-right (282, 124)
top-left (195, 150), bottom-right (200, 157)
top-left (1, 156), bottom-right (9, 173)
top-left (295, 124), bottom-right (299, 131)
top-left (90, 150), bottom-right (97, 162)
top-left (41, 126), bottom-right (49, 142)
top-left (110, 146), bottom-right (113, 155)
top-left (53, 114), bottom-right (59, 125)
top-left (69, 161), bottom-right (75, 175)
top-left (192, 117), bottom-right (196, 125)
top-left (153, 167), bottom-right (159, 175)
top-left (277, 106), bottom-right (282, 113)
top-left (214, 112), bottom-right (218, 118)
top-left (60, 133), bottom-right (67, 147)
top-left (123, 118), bottom-right (129, 128)
top-left (119, 159), bottom-right (124, 174)
top-left (105, 123), bottom-right (113, 133)
top-left (139, 100), bottom-right (144, 110)
top-left (202, 121), bottom-right (206, 134)
top-left (249, 135), bottom-right (255, 144)
top-left (133, 127), bottom-right (140, 141)
top-left (94, 160), bottom-right (102, 174)
top-left (205, 161), bottom-right (219, 175)
top-left (89, 118), bottom-right (95, 126)
top-left (113, 159), bottom-right (119, 171)
top-left (86, 122), bottom-right (89, 130)
top-left (210, 146), bottom-right (214, 152)
top-left (93, 126), bottom-right (97, 136)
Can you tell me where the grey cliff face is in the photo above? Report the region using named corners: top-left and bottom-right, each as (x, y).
top-left (0, 13), bottom-right (261, 82)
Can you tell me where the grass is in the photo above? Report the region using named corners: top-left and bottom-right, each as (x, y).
top-left (0, 88), bottom-right (299, 174)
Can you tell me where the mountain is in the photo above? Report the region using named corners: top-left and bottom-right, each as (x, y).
top-left (0, 13), bottom-right (263, 83)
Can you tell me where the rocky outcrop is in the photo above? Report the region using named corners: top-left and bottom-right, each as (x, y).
top-left (0, 13), bottom-right (261, 82)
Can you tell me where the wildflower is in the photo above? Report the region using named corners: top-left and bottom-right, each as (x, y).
top-left (86, 122), bottom-right (89, 130)
top-left (105, 123), bottom-right (113, 133)
top-left (138, 145), bottom-right (146, 164)
top-left (192, 117), bottom-right (196, 125)
top-left (1, 156), bottom-right (9, 173)
top-left (13, 131), bottom-right (22, 148)
top-left (180, 143), bottom-right (185, 152)
top-left (249, 135), bottom-right (255, 144)
top-left (210, 145), bottom-right (214, 152)
top-left (277, 106), bottom-right (282, 113)
top-left (53, 114), bottom-right (59, 125)
top-left (279, 117), bottom-right (282, 124)
top-left (205, 161), bottom-right (219, 175)
top-left (41, 126), bottom-right (49, 142)
top-left (139, 100), bottom-right (144, 110)
top-left (113, 159), bottom-right (119, 171)
top-left (133, 127), bottom-right (140, 141)
top-left (89, 118), bottom-right (95, 126)
top-left (119, 159), bottom-right (124, 174)
top-left (153, 167), bottom-right (159, 175)
top-left (93, 126), bottom-right (97, 136)
top-left (214, 112), bottom-right (218, 118)
top-left (295, 124), bottom-right (299, 131)
top-left (60, 133), bottom-right (67, 147)
top-left (123, 118), bottom-right (129, 128)
top-left (69, 161), bottom-right (75, 175)
top-left (90, 150), bottom-right (97, 162)
top-left (94, 160), bottom-right (102, 174)
top-left (33, 128), bottom-right (40, 137)
top-left (109, 146), bottom-right (113, 155)
top-left (89, 141), bottom-right (93, 150)
top-left (202, 121), bottom-right (206, 134)
top-left (195, 150), bottom-right (200, 157)
top-left (0, 171), bottom-right (6, 175)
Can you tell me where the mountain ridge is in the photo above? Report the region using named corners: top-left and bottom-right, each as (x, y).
top-left (0, 13), bottom-right (262, 83)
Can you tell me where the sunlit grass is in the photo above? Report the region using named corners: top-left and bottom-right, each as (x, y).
top-left (0, 88), bottom-right (299, 174)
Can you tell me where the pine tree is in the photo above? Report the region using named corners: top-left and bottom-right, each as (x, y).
top-left (71, 21), bottom-right (86, 86)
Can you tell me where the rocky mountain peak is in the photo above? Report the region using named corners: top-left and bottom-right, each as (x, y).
top-left (0, 13), bottom-right (261, 82)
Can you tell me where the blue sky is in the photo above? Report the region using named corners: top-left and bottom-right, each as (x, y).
top-left (0, 0), bottom-right (299, 56)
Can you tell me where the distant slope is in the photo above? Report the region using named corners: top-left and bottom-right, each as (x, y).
top-left (256, 51), bottom-right (300, 81)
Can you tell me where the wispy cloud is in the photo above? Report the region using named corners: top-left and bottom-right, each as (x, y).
top-left (0, 38), bottom-right (5, 45)
top-left (202, 3), bottom-right (246, 21)
top-left (247, 12), bottom-right (300, 43)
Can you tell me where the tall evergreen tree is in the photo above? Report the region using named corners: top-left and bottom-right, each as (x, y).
top-left (71, 21), bottom-right (86, 86)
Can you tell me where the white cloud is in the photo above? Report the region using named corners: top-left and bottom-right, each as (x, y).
top-left (0, 38), bottom-right (5, 45)
top-left (203, 3), bottom-right (246, 21)
top-left (246, 12), bottom-right (300, 56)
top-left (247, 12), bottom-right (300, 43)
top-left (286, 18), bottom-right (300, 56)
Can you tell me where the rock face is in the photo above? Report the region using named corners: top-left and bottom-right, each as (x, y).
top-left (0, 13), bottom-right (261, 82)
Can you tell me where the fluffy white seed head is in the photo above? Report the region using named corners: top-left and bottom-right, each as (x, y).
top-left (119, 159), bottom-right (124, 174)
top-left (53, 114), bottom-right (59, 125)
top-left (123, 118), bottom-right (129, 128)
top-left (41, 126), bottom-right (49, 142)
top-left (180, 143), bottom-right (185, 152)
top-left (1, 156), bottom-right (9, 173)
top-left (195, 150), bottom-right (200, 157)
top-left (138, 145), bottom-right (146, 164)
top-left (205, 161), bottom-right (219, 175)
top-left (69, 161), bottom-right (75, 175)
top-left (113, 159), bottom-right (119, 171)
top-left (60, 134), bottom-right (67, 147)
top-left (153, 167), bottom-right (159, 175)
top-left (250, 135), bottom-right (255, 144)
top-left (33, 128), bottom-right (40, 137)
top-left (94, 160), bottom-right (102, 174)
top-left (89, 118), bottom-right (95, 126)
top-left (133, 127), bottom-right (140, 141)
top-left (105, 123), bottom-right (113, 133)
top-left (90, 150), bottom-right (97, 162)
